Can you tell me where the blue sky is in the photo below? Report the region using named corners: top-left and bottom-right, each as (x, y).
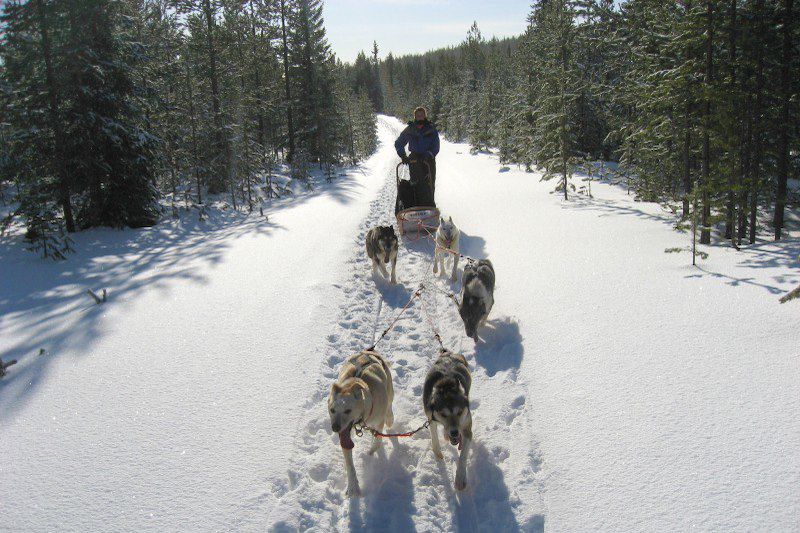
top-left (324, 0), bottom-right (531, 63)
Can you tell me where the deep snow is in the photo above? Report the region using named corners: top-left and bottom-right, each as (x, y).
top-left (1, 116), bottom-right (799, 532)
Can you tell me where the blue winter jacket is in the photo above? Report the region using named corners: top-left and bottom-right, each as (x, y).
top-left (395, 120), bottom-right (440, 159)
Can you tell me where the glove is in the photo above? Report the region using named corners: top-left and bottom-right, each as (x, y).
top-left (400, 154), bottom-right (410, 164)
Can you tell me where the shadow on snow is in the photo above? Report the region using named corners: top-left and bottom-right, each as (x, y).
top-left (0, 171), bottom-right (368, 419)
top-left (474, 317), bottom-right (524, 378)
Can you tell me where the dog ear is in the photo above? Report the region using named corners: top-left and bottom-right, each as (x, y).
top-left (449, 216), bottom-right (453, 222)
top-left (331, 382), bottom-right (342, 394)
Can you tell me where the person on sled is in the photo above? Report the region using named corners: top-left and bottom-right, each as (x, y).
top-left (395, 107), bottom-right (440, 205)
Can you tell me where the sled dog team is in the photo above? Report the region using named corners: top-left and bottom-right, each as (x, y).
top-left (329, 216), bottom-right (496, 496)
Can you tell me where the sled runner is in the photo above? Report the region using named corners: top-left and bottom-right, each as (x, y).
top-left (395, 160), bottom-right (439, 238)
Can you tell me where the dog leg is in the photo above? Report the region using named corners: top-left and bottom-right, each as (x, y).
top-left (368, 423), bottom-right (383, 455)
top-left (429, 421), bottom-right (444, 459)
top-left (454, 432), bottom-right (472, 491)
top-left (433, 249), bottom-right (439, 274)
top-left (343, 447), bottom-right (361, 497)
top-left (386, 404), bottom-right (394, 429)
top-left (378, 256), bottom-right (390, 278)
top-left (450, 252), bottom-right (459, 282)
top-left (390, 252), bottom-right (397, 284)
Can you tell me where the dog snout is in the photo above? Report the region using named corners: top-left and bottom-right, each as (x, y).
top-left (449, 428), bottom-right (459, 438)
top-left (331, 420), bottom-right (341, 433)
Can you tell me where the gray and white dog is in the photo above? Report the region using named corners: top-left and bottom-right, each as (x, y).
top-left (459, 259), bottom-right (495, 340)
top-left (365, 225), bottom-right (398, 284)
top-left (423, 349), bottom-right (473, 491)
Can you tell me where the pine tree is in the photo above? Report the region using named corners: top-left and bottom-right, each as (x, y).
top-left (64, 0), bottom-right (159, 228)
top-left (527, 0), bottom-right (584, 199)
top-left (287, 0), bottom-right (338, 163)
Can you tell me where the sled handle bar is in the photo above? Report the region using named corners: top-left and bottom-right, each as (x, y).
top-left (396, 160), bottom-right (432, 187)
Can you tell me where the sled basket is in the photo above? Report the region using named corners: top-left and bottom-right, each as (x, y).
top-left (394, 161), bottom-right (439, 239)
top-left (396, 206), bottom-right (440, 238)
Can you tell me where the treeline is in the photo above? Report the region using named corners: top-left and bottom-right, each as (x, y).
top-left (364, 1), bottom-right (798, 244)
top-left (0, 0), bottom-right (377, 258)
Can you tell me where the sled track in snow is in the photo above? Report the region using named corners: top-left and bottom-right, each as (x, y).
top-left (264, 117), bottom-right (544, 532)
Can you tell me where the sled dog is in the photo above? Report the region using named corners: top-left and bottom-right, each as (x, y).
top-left (459, 259), bottom-right (495, 340)
top-left (423, 349), bottom-right (473, 491)
top-left (328, 350), bottom-right (394, 497)
top-left (433, 215), bottom-right (460, 281)
top-left (365, 225), bottom-right (398, 284)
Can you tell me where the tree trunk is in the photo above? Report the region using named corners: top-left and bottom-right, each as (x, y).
top-left (249, 0), bottom-right (267, 150)
top-left (738, 112), bottom-right (751, 244)
top-left (35, 0), bottom-right (75, 233)
top-left (773, 0), bottom-right (793, 240)
top-left (700, 1), bottom-right (714, 244)
top-left (560, 2), bottom-right (568, 201)
top-left (185, 56), bottom-right (202, 205)
top-left (202, 0), bottom-right (228, 194)
top-left (280, 0), bottom-right (296, 163)
top-left (682, 121), bottom-right (692, 219)
top-left (692, 181), bottom-right (698, 266)
top-left (682, 1), bottom-right (695, 221)
top-left (749, 0), bottom-right (765, 244)
top-left (724, 0), bottom-right (738, 244)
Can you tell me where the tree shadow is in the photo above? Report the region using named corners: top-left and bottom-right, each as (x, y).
top-left (563, 193), bottom-right (678, 228)
top-left (685, 266), bottom-right (790, 295)
top-left (564, 187), bottom-right (800, 291)
top-left (0, 169), bottom-right (382, 419)
top-left (474, 317), bottom-right (524, 377)
top-left (0, 208), bottom-right (283, 418)
top-left (263, 166), bottom-right (368, 214)
top-left (718, 237), bottom-right (800, 270)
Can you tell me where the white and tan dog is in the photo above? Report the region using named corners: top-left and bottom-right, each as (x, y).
top-left (328, 350), bottom-right (394, 497)
top-left (433, 216), bottom-right (460, 281)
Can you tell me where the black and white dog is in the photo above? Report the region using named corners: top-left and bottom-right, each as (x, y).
top-left (423, 349), bottom-right (473, 491)
top-left (365, 225), bottom-right (398, 284)
top-left (459, 259), bottom-right (495, 340)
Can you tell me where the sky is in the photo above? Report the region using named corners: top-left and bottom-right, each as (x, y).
top-left (323, 0), bottom-right (531, 64)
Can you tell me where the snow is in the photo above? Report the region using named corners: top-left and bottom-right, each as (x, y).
top-left (2, 116), bottom-right (799, 531)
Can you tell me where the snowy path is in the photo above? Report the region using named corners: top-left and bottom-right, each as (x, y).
top-left (265, 117), bottom-right (540, 532)
top-left (2, 115), bottom-right (799, 532)
top-left (0, 125), bottom-right (387, 531)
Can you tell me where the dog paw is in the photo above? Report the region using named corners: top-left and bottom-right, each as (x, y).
top-left (433, 449), bottom-right (444, 460)
top-left (454, 475), bottom-right (467, 491)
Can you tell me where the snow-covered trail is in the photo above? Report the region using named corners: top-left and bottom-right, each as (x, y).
top-left (0, 124), bottom-right (388, 531)
top-left (265, 117), bottom-right (539, 532)
top-left (3, 114), bottom-right (798, 532)
top-left (434, 141), bottom-right (800, 531)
